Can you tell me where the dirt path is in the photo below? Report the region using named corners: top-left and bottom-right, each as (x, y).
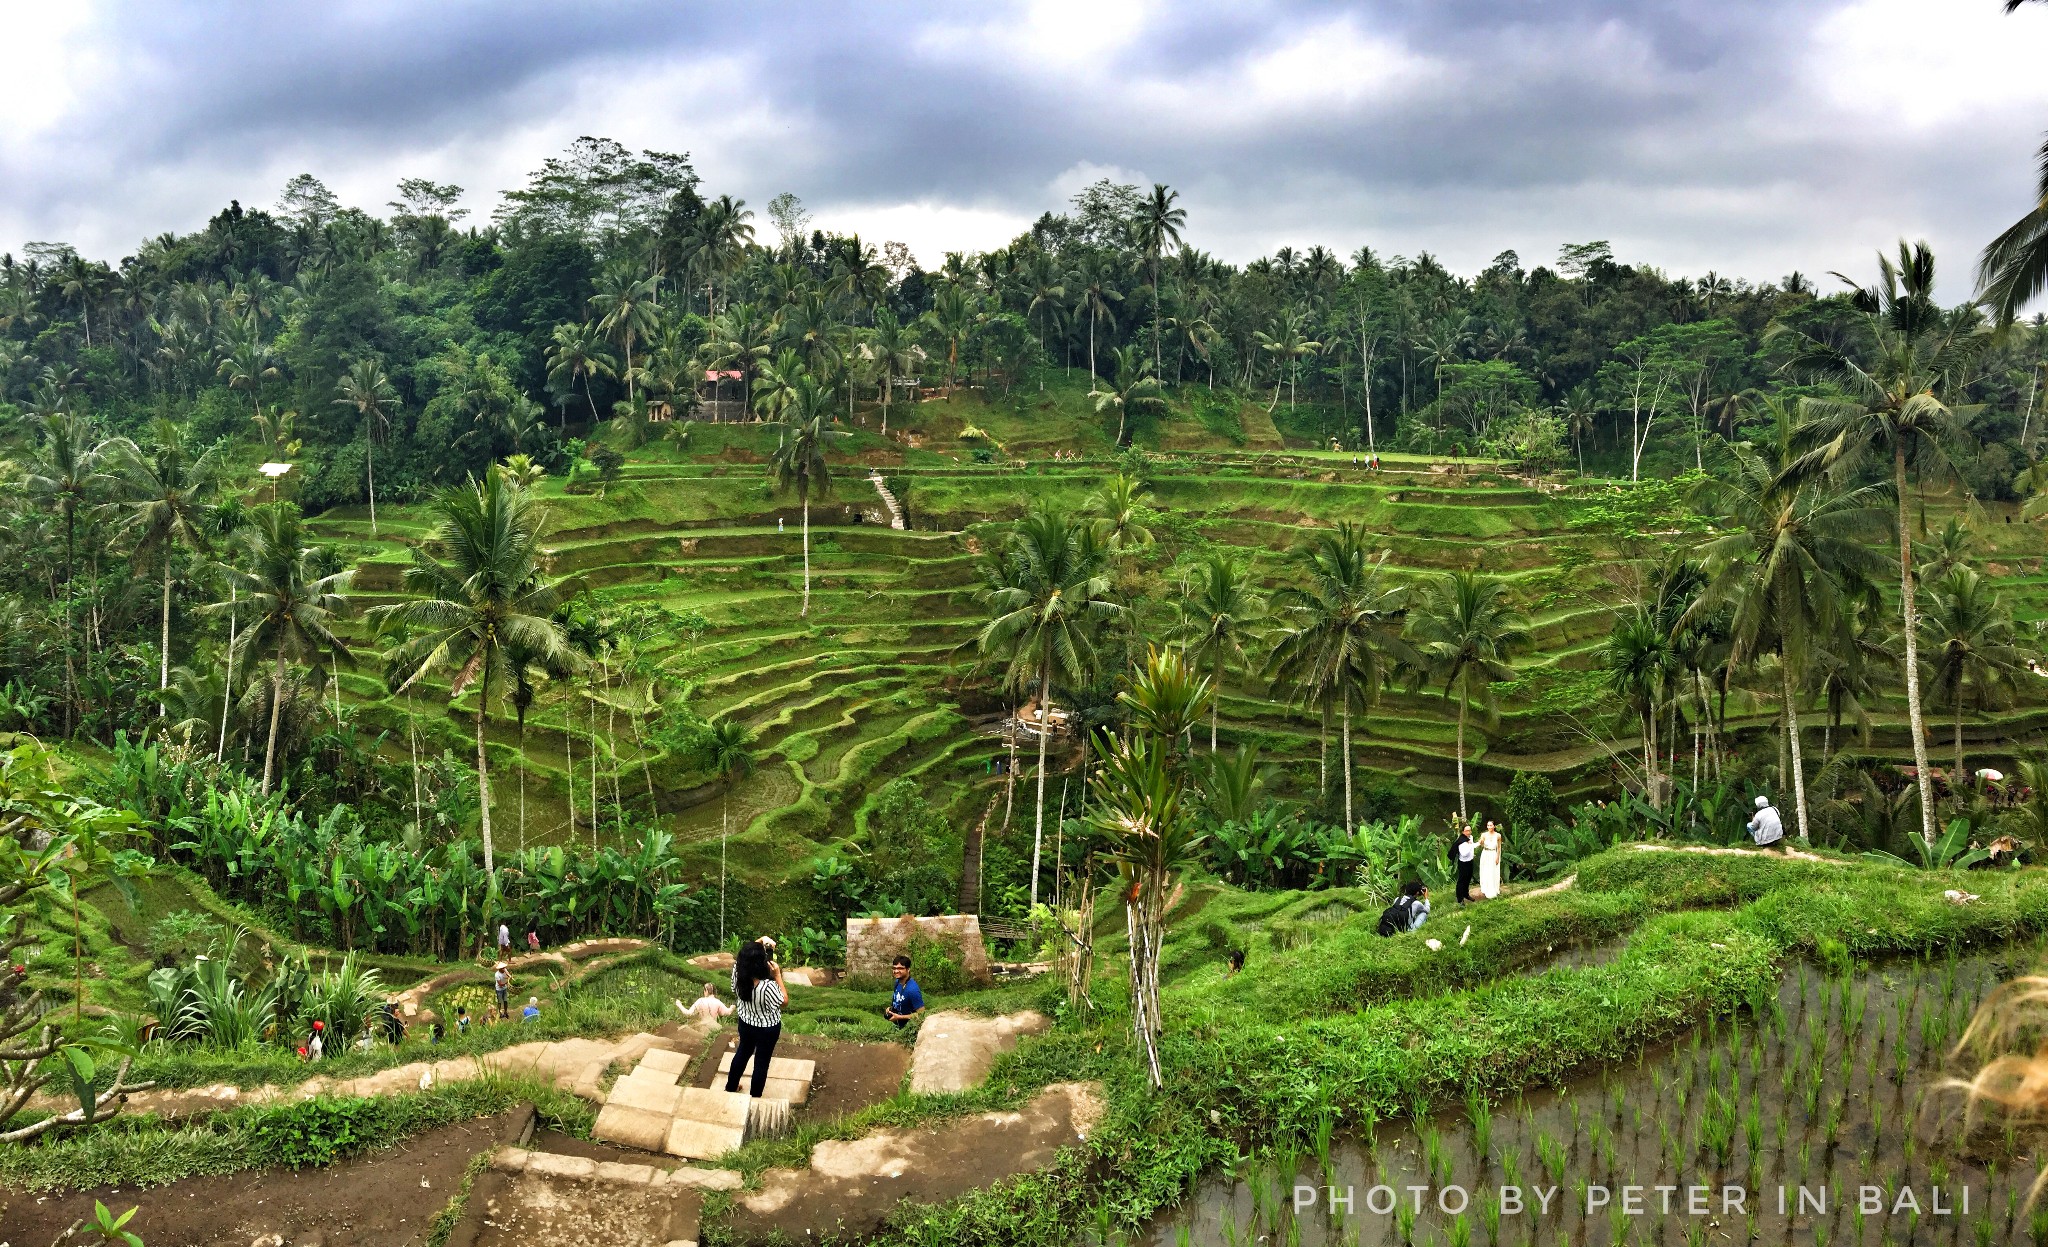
top-left (905, 1010), bottom-right (1049, 1094)
top-left (722, 1081), bottom-right (1105, 1242)
top-left (0, 1110), bottom-right (527, 1247)
top-left (1629, 842), bottom-right (1843, 865)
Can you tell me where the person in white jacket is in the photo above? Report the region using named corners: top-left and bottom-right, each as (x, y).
top-left (1747, 794), bottom-right (1785, 849)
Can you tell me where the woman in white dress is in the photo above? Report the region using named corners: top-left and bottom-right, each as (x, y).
top-left (1478, 820), bottom-right (1504, 899)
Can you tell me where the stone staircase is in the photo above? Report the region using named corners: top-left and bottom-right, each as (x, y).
top-left (591, 1045), bottom-right (813, 1161)
top-left (868, 471), bottom-right (906, 529)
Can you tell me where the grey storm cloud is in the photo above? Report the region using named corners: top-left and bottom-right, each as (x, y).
top-left (5, 0), bottom-right (2046, 295)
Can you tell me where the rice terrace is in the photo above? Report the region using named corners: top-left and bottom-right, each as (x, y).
top-left (11, 4), bottom-right (2048, 1245)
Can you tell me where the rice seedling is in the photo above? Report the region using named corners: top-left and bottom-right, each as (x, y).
top-left (1852, 1205), bottom-right (1865, 1244)
top-left (1743, 1100), bottom-right (1762, 1155)
top-left (1422, 1126), bottom-right (1446, 1186)
top-left (1499, 1149), bottom-right (1520, 1191)
top-left (1812, 1217), bottom-right (1829, 1247)
top-left (1395, 1200), bottom-right (1417, 1246)
top-left (1537, 1132), bottom-right (1566, 1185)
top-left (2029, 1207), bottom-right (2048, 1245)
top-left (1977, 1216), bottom-right (1999, 1247)
top-left (1466, 1090), bottom-right (1492, 1163)
top-left (1608, 1199), bottom-right (1629, 1246)
top-left (1685, 1223), bottom-right (1707, 1247)
top-left (1447, 1213), bottom-right (1472, 1247)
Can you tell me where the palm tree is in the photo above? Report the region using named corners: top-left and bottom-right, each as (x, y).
top-left (115, 419), bottom-right (224, 692)
top-left (1977, 127), bottom-right (2048, 322)
top-left (1605, 609), bottom-right (1675, 805)
top-left (502, 631), bottom-right (572, 851)
top-left (215, 330), bottom-right (279, 426)
top-left (1022, 252), bottom-right (1067, 361)
top-left (589, 269), bottom-right (661, 401)
top-left (1170, 553), bottom-right (1267, 750)
top-left (1687, 445), bottom-right (1889, 839)
top-left (1092, 347), bottom-right (1168, 447)
top-left (1256, 311), bottom-right (1321, 415)
top-left (769, 380), bottom-right (847, 616)
top-left (704, 717), bottom-right (756, 947)
top-left (210, 507), bottom-right (354, 795)
top-left (1074, 257), bottom-right (1123, 382)
top-left (1135, 184), bottom-right (1187, 376)
top-left (546, 322), bottom-right (617, 429)
top-left (1267, 525), bottom-right (1415, 827)
top-left (693, 195), bottom-right (756, 316)
top-left (925, 285), bottom-right (977, 394)
top-left (374, 473), bottom-right (573, 872)
top-left (975, 509), bottom-right (1122, 909)
top-left (333, 359), bottom-right (397, 536)
top-left (22, 408), bottom-right (112, 734)
top-left (1086, 472), bottom-right (1154, 549)
top-left (1407, 572), bottom-right (1528, 823)
top-left (866, 309), bottom-right (919, 435)
top-left (1919, 567), bottom-right (2026, 800)
top-left (1780, 241), bottom-right (1988, 845)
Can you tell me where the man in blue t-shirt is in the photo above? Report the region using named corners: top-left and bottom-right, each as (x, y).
top-left (885, 955), bottom-right (924, 1027)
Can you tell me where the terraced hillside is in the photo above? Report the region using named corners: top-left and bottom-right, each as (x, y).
top-left (306, 387), bottom-right (2048, 928)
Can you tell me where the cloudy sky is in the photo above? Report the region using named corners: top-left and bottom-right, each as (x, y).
top-left (5, 0), bottom-right (2046, 296)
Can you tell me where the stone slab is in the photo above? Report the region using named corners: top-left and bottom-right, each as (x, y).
top-left (761, 1076), bottom-right (809, 1105)
top-left (606, 1076), bottom-right (682, 1117)
top-left (659, 1167), bottom-right (744, 1192)
top-left (524, 1151), bottom-right (598, 1180)
top-left (908, 1010), bottom-right (1051, 1095)
top-left (714, 1054), bottom-right (816, 1083)
top-left (675, 1086), bottom-right (751, 1129)
top-left (595, 1160), bottom-right (657, 1186)
top-left (619, 1065), bottom-right (681, 1089)
top-left (491, 1145), bottom-right (531, 1173)
top-left (639, 1047), bottom-right (690, 1075)
top-left (592, 1103), bottom-right (675, 1153)
top-left (665, 1117), bottom-right (747, 1161)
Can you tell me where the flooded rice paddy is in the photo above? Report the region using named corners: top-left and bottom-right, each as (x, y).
top-left (1147, 947), bottom-right (2048, 1246)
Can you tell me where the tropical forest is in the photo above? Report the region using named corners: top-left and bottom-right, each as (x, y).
top-left (7, 103), bottom-right (2048, 1247)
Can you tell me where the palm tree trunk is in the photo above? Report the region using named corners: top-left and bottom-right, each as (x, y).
top-left (564, 701), bottom-right (576, 835)
top-left (1031, 649), bottom-right (1053, 911)
top-left (1210, 671), bottom-right (1220, 753)
top-left (1318, 704), bottom-right (1329, 795)
top-left (517, 717), bottom-right (527, 852)
top-left (1956, 712), bottom-right (1967, 802)
top-left (218, 585), bottom-right (236, 761)
top-left (1895, 446), bottom-right (1937, 847)
top-left (1088, 316), bottom-right (1096, 382)
top-left (1781, 661), bottom-right (1810, 841)
top-left (476, 676), bottom-right (496, 874)
top-left (261, 643), bottom-right (286, 796)
top-left (1341, 699), bottom-right (1354, 828)
top-left (719, 790), bottom-right (729, 947)
top-left (159, 554), bottom-right (173, 692)
top-left (1456, 695), bottom-right (1469, 823)
top-left (366, 434), bottom-right (377, 538)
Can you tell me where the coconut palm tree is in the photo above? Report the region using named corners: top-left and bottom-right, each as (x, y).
top-left (704, 717), bottom-right (756, 947)
top-left (1085, 472), bottom-right (1154, 550)
top-left (1170, 553), bottom-right (1267, 751)
top-left (1919, 567), bottom-right (2027, 800)
top-left (1686, 444), bottom-right (1889, 839)
top-left (215, 326), bottom-right (279, 426)
top-left (1267, 524), bottom-right (1415, 828)
top-left (589, 268), bottom-right (661, 401)
top-left (769, 380), bottom-right (846, 616)
top-left (1780, 241), bottom-right (1989, 845)
top-left (114, 419), bottom-right (224, 692)
top-left (1256, 311), bottom-right (1321, 415)
top-left (22, 407), bottom-right (113, 734)
top-left (924, 285), bottom-right (978, 394)
top-left (1604, 609), bottom-right (1676, 806)
top-left (1092, 347), bottom-right (1168, 447)
top-left (1408, 571), bottom-right (1528, 824)
top-left (1073, 257), bottom-right (1123, 382)
top-left (546, 322), bottom-right (617, 429)
top-left (210, 507), bottom-right (354, 795)
top-left (374, 472), bottom-right (574, 872)
top-left (975, 509), bottom-right (1122, 909)
top-left (866, 309), bottom-right (920, 435)
top-left (333, 359), bottom-right (396, 536)
top-left (1978, 125), bottom-right (2048, 322)
top-left (1135, 183), bottom-right (1187, 376)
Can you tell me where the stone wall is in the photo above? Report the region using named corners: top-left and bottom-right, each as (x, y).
top-left (844, 915), bottom-right (991, 987)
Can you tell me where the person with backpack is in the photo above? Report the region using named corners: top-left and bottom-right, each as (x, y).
top-left (1377, 882), bottom-right (1431, 936)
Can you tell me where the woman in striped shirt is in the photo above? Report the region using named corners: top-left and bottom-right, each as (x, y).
top-left (725, 939), bottom-right (787, 1098)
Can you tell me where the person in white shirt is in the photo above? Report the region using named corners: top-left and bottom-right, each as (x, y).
top-left (1747, 794), bottom-right (1785, 850)
top-left (681, 983), bottom-right (732, 1025)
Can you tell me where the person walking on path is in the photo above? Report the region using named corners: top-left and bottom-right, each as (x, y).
top-left (725, 939), bottom-right (787, 1098)
top-left (1452, 822), bottom-right (1478, 904)
top-left (526, 927), bottom-right (540, 953)
top-left (494, 963), bottom-right (510, 1016)
top-left (1478, 820), bottom-right (1504, 899)
top-left (497, 922), bottom-right (511, 956)
top-left (1747, 794), bottom-right (1786, 851)
top-left (885, 955), bottom-right (924, 1028)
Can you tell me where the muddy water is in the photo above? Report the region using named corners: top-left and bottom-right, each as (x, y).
top-left (1146, 949), bottom-right (2047, 1246)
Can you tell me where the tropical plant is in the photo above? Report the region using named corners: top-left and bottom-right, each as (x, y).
top-left (768, 381), bottom-right (847, 616)
top-left (1918, 567), bottom-right (2026, 797)
top-left (113, 419), bottom-right (223, 692)
top-left (705, 716), bottom-right (756, 947)
top-left (374, 472), bottom-right (574, 871)
top-left (333, 358), bottom-right (397, 535)
top-left (1409, 571), bottom-right (1528, 823)
top-left (1092, 346), bottom-right (1168, 446)
top-left (975, 509), bottom-right (1121, 909)
top-left (1780, 241), bottom-right (1988, 845)
top-left (1172, 553), bottom-right (1268, 750)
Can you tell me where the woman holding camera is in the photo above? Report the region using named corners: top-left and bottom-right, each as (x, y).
top-left (726, 938), bottom-right (787, 1098)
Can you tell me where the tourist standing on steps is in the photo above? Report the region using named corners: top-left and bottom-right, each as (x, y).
top-left (1478, 820), bottom-right (1504, 900)
top-left (726, 938), bottom-right (787, 1098)
top-left (1452, 822), bottom-right (1478, 904)
top-left (885, 955), bottom-right (924, 1027)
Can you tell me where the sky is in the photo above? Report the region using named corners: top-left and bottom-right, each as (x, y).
top-left (4, 0), bottom-right (2046, 297)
